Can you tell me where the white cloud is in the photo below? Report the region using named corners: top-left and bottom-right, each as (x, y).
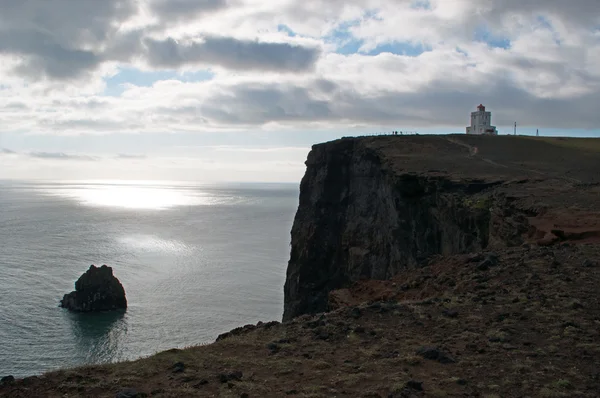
top-left (0, 149), bottom-right (308, 182)
top-left (0, 0), bottom-right (599, 139)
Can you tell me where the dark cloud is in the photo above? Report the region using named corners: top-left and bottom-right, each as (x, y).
top-left (0, 30), bottom-right (100, 80)
top-left (29, 152), bottom-right (98, 161)
top-left (195, 76), bottom-right (600, 129)
top-left (0, 0), bottom-right (320, 79)
top-left (200, 83), bottom-right (332, 124)
top-left (0, 0), bottom-right (137, 47)
top-left (149, 0), bottom-right (229, 23)
top-left (0, 0), bottom-right (137, 80)
top-left (1, 148), bottom-right (16, 154)
top-left (144, 36), bottom-right (321, 72)
top-left (485, 0), bottom-right (600, 28)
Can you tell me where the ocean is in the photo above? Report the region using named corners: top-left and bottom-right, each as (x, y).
top-left (0, 180), bottom-right (298, 377)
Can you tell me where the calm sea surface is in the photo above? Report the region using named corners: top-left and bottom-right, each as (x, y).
top-left (0, 180), bottom-right (298, 377)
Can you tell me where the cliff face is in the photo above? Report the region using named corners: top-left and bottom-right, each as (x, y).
top-left (284, 138), bottom-right (505, 321)
top-left (283, 134), bottom-right (600, 321)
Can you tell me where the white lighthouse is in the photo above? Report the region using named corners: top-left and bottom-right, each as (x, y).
top-left (466, 104), bottom-right (498, 135)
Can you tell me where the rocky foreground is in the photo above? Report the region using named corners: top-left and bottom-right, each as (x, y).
top-left (2, 134), bottom-right (599, 397)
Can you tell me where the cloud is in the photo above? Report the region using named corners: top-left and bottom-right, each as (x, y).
top-left (148, 0), bottom-right (229, 24)
top-left (192, 74), bottom-right (600, 129)
top-left (29, 152), bottom-right (98, 161)
top-left (116, 153), bottom-right (147, 159)
top-left (0, 0), bottom-right (321, 81)
top-left (211, 146), bottom-right (309, 153)
top-left (0, 30), bottom-right (100, 80)
top-left (0, 0), bottom-right (598, 135)
top-left (143, 36), bottom-right (321, 72)
top-left (0, 0), bottom-right (137, 80)
top-left (1, 148), bottom-right (16, 154)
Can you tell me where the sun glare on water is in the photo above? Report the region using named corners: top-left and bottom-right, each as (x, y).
top-left (39, 183), bottom-right (222, 210)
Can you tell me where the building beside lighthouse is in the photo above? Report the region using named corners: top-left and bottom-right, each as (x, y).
top-left (466, 104), bottom-right (498, 135)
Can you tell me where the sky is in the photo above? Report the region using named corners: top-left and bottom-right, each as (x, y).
top-left (0, 0), bottom-right (599, 182)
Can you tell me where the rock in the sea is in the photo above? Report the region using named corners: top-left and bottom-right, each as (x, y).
top-left (60, 265), bottom-right (127, 312)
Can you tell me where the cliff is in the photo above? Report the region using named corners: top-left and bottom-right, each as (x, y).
top-left (284, 134), bottom-right (600, 320)
top-left (2, 134), bottom-right (600, 398)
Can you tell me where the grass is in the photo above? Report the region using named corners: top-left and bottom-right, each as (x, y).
top-left (553, 379), bottom-right (573, 390)
top-left (463, 196), bottom-right (493, 210)
top-left (525, 136), bottom-right (600, 153)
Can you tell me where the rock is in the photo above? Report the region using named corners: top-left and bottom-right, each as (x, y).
top-left (569, 300), bottom-right (584, 310)
top-left (218, 371), bottom-right (243, 383)
top-left (193, 380), bottom-right (208, 388)
top-left (22, 376), bottom-right (38, 386)
top-left (172, 362), bottom-right (185, 373)
top-left (116, 388), bottom-right (139, 398)
top-left (389, 380), bottom-right (424, 397)
top-left (215, 332), bottom-right (231, 341)
top-left (582, 259), bottom-right (596, 268)
top-left (350, 307), bottom-right (362, 319)
top-left (313, 328), bottom-right (330, 340)
top-left (0, 375), bottom-right (15, 385)
top-left (267, 342), bottom-right (280, 353)
top-left (263, 321), bottom-right (280, 329)
top-left (60, 265), bottom-right (127, 312)
top-left (404, 380), bottom-right (423, 391)
top-left (442, 309), bottom-right (459, 318)
top-left (476, 254), bottom-right (498, 271)
top-left (416, 346), bottom-right (456, 364)
top-left (466, 253), bottom-right (484, 263)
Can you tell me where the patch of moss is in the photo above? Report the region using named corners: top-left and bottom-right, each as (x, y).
top-left (463, 196), bottom-right (492, 210)
top-left (553, 379), bottom-right (573, 389)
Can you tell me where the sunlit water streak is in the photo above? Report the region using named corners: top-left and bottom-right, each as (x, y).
top-left (0, 181), bottom-right (298, 377)
top-left (34, 183), bottom-right (242, 209)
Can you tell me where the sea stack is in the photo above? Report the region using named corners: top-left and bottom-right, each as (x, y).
top-left (60, 265), bottom-right (127, 312)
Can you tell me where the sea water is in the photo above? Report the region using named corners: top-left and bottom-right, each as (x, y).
top-left (0, 180), bottom-right (298, 377)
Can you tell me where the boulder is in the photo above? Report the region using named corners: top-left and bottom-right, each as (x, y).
top-left (60, 265), bottom-right (127, 312)
top-left (0, 375), bottom-right (15, 385)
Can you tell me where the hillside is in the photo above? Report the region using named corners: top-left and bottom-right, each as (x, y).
top-left (1, 134), bottom-right (599, 398)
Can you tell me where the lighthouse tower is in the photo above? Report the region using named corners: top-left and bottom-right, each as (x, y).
top-left (466, 104), bottom-right (498, 135)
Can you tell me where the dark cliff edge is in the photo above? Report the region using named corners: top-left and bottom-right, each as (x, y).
top-left (2, 135), bottom-right (600, 397)
top-left (284, 135), bottom-right (600, 320)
